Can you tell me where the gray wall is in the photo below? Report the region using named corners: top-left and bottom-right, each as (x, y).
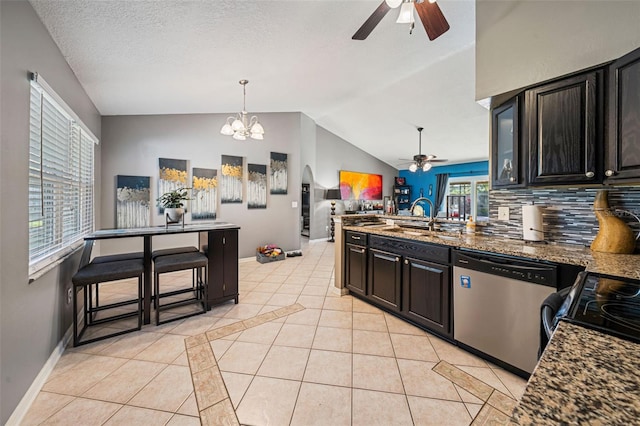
top-left (100, 113), bottom-right (303, 258)
top-left (476, 0), bottom-right (640, 99)
top-left (0, 1), bottom-right (101, 422)
top-left (312, 126), bottom-right (398, 240)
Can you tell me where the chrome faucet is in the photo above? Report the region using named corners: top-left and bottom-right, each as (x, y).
top-left (410, 197), bottom-right (436, 230)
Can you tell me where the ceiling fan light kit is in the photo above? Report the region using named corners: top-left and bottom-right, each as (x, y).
top-left (402, 127), bottom-right (447, 173)
top-left (220, 79), bottom-right (265, 141)
top-left (353, 0), bottom-right (449, 41)
top-left (396, 2), bottom-right (415, 24)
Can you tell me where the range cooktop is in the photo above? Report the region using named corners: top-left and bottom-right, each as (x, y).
top-left (556, 272), bottom-right (640, 344)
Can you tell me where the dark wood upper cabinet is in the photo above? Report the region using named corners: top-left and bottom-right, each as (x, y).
top-left (526, 70), bottom-right (603, 185)
top-left (606, 47), bottom-right (640, 182)
top-left (491, 96), bottom-right (522, 188)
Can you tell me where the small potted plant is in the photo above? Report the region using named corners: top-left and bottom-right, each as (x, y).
top-left (157, 187), bottom-right (191, 222)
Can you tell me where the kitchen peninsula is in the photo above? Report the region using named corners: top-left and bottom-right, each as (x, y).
top-left (334, 214), bottom-right (640, 424)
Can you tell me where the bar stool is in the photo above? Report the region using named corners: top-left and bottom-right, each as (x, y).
top-left (72, 259), bottom-right (144, 346)
top-left (152, 247), bottom-right (200, 301)
top-left (153, 249), bottom-right (208, 325)
top-left (89, 252), bottom-right (144, 314)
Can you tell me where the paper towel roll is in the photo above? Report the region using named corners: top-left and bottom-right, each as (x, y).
top-left (522, 205), bottom-right (544, 241)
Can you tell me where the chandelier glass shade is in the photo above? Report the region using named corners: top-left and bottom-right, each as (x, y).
top-left (220, 80), bottom-right (264, 140)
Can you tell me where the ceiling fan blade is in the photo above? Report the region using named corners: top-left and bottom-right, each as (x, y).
top-left (415, 1), bottom-right (450, 41)
top-left (352, 1), bottom-right (391, 40)
top-left (429, 159), bottom-right (448, 163)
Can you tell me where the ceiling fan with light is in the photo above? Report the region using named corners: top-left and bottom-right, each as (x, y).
top-left (400, 127), bottom-right (448, 172)
top-left (352, 0), bottom-right (450, 41)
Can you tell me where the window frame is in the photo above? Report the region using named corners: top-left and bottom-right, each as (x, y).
top-left (440, 175), bottom-right (489, 222)
top-left (28, 72), bottom-right (98, 279)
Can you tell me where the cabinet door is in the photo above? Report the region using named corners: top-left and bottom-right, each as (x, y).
top-left (491, 97), bottom-right (521, 188)
top-left (345, 243), bottom-right (367, 296)
top-left (402, 258), bottom-right (451, 338)
top-left (526, 71), bottom-right (602, 185)
top-left (222, 230), bottom-right (239, 298)
top-left (208, 229), bottom-right (239, 303)
top-left (606, 47), bottom-right (640, 182)
top-left (368, 249), bottom-right (402, 312)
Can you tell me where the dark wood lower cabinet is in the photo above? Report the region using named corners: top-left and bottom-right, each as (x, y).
top-left (206, 229), bottom-right (239, 306)
top-left (402, 257), bottom-right (451, 338)
top-left (368, 248), bottom-right (402, 312)
top-left (345, 243), bottom-right (367, 296)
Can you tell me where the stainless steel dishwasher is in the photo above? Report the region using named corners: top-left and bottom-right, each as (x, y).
top-left (453, 249), bottom-right (557, 376)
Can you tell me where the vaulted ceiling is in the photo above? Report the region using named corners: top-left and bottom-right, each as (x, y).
top-left (30, 0), bottom-right (489, 168)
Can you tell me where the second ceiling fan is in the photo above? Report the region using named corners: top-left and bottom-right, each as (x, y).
top-left (352, 0), bottom-right (450, 41)
top-left (400, 127), bottom-right (448, 172)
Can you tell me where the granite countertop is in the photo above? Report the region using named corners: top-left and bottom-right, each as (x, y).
top-left (512, 321), bottom-right (640, 425)
top-left (340, 216), bottom-right (640, 280)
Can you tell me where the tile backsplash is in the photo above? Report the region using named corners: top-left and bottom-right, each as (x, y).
top-left (484, 187), bottom-right (640, 249)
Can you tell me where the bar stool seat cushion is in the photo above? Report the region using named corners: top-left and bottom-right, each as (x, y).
top-left (73, 259), bottom-right (144, 286)
top-left (152, 246), bottom-right (198, 260)
top-left (154, 252), bottom-right (208, 274)
top-left (91, 252), bottom-right (144, 264)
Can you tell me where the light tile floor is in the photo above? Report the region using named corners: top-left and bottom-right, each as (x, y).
top-left (22, 239), bottom-right (527, 425)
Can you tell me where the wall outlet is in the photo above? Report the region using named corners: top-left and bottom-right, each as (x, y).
top-left (498, 206), bottom-right (510, 221)
top-left (66, 287), bottom-right (73, 305)
top-left (291, 201), bottom-right (298, 208)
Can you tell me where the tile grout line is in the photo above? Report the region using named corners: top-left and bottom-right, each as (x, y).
top-left (185, 303), bottom-right (306, 425)
top-left (432, 360), bottom-right (518, 423)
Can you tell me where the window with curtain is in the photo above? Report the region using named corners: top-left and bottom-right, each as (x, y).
top-left (441, 176), bottom-right (489, 221)
top-left (28, 74), bottom-right (97, 275)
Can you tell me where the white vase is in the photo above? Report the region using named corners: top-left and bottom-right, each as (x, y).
top-left (165, 207), bottom-right (184, 223)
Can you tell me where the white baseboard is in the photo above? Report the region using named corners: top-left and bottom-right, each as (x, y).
top-left (5, 325), bottom-right (73, 425)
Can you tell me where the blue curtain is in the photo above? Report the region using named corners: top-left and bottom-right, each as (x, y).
top-left (435, 173), bottom-right (449, 212)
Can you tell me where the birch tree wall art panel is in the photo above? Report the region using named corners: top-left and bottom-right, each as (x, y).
top-left (248, 164), bottom-right (267, 209)
top-left (221, 155), bottom-right (243, 203)
top-left (270, 152), bottom-right (288, 195)
top-left (116, 175), bottom-right (150, 228)
top-left (158, 158), bottom-right (188, 214)
top-left (192, 168), bottom-right (217, 220)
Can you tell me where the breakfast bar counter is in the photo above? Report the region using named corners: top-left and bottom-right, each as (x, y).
top-left (512, 321), bottom-right (640, 424)
top-left (81, 222), bottom-right (240, 324)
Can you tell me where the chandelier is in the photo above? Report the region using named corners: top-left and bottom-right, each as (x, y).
top-left (220, 79), bottom-right (265, 140)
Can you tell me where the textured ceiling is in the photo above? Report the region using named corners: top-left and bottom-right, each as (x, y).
top-left (30, 0), bottom-right (489, 168)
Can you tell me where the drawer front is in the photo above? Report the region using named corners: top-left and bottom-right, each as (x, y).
top-left (369, 235), bottom-right (450, 264)
top-left (345, 231), bottom-right (368, 246)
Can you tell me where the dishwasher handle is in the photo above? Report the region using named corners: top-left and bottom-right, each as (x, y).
top-left (454, 250), bottom-right (558, 287)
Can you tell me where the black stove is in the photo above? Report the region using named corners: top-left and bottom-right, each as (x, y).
top-left (555, 272), bottom-right (640, 344)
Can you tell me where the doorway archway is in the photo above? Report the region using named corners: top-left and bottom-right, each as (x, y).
top-left (301, 165), bottom-right (314, 238)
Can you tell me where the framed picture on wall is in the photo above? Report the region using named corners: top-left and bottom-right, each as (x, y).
top-left (339, 170), bottom-right (383, 200)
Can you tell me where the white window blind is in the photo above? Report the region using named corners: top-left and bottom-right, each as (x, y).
top-left (28, 73), bottom-right (97, 275)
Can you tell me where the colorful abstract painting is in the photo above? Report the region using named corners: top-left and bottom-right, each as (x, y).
top-left (116, 175), bottom-right (150, 228)
top-left (221, 155), bottom-right (243, 203)
top-left (247, 164), bottom-right (267, 209)
top-left (339, 170), bottom-right (383, 200)
top-left (158, 158), bottom-right (188, 214)
top-left (270, 152), bottom-right (288, 195)
top-left (192, 168), bottom-right (217, 220)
